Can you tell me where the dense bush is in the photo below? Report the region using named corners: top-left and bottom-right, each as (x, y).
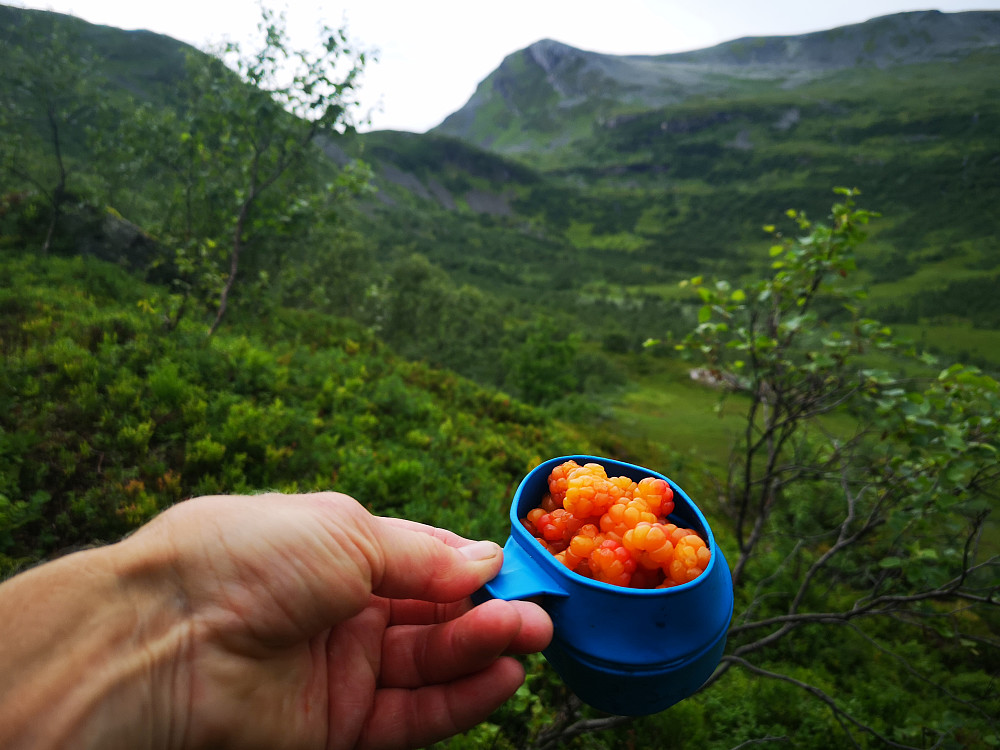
top-left (2, 194), bottom-right (997, 748)
top-left (0, 251), bottom-right (589, 572)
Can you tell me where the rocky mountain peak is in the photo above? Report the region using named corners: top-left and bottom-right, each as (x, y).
top-left (526, 38), bottom-right (588, 74)
top-left (434, 10), bottom-right (1000, 151)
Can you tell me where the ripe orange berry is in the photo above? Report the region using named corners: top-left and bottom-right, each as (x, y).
top-left (668, 534), bottom-right (711, 584)
top-left (601, 499), bottom-right (657, 538)
top-left (574, 462), bottom-right (608, 480)
top-left (547, 460), bottom-right (581, 505)
top-left (589, 539), bottom-right (636, 587)
top-left (634, 477), bottom-right (674, 517)
top-left (623, 522), bottom-right (675, 569)
top-left (555, 547), bottom-right (587, 573)
top-left (663, 523), bottom-right (696, 547)
top-left (568, 524), bottom-right (602, 558)
top-left (536, 508), bottom-right (583, 543)
top-left (565, 472), bottom-right (625, 520)
top-left (610, 475), bottom-right (638, 496)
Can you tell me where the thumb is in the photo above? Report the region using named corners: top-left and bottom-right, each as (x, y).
top-left (369, 517), bottom-right (504, 603)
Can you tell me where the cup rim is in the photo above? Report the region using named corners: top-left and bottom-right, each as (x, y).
top-left (509, 454), bottom-right (721, 596)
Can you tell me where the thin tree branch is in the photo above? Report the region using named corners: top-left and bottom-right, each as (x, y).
top-left (724, 656), bottom-right (943, 750)
top-left (729, 737), bottom-right (791, 749)
top-left (841, 619), bottom-right (998, 730)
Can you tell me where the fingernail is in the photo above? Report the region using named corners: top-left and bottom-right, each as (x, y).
top-left (460, 540), bottom-right (501, 562)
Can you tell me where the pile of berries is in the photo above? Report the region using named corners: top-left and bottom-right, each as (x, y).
top-left (521, 460), bottom-right (711, 588)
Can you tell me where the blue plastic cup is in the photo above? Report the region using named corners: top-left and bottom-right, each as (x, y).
top-left (480, 455), bottom-right (733, 716)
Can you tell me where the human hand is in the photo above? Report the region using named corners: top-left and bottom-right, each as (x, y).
top-left (0, 492), bottom-right (552, 750)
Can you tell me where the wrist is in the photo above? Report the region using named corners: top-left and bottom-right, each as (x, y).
top-left (0, 538), bottom-right (191, 749)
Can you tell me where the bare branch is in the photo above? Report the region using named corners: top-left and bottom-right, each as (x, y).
top-left (528, 694), bottom-right (635, 750)
top-left (532, 714), bottom-right (633, 750)
top-left (841, 620), bottom-right (998, 731)
top-left (729, 737), bottom-right (791, 749)
top-left (723, 656), bottom-right (943, 750)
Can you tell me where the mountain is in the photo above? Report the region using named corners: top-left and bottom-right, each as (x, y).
top-left (0, 4), bottom-right (195, 105)
top-left (368, 10), bottom-right (1000, 366)
top-left (2, 4), bottom-right (1000, 369)
top-left (434, 10), bottom-right (1000, 155)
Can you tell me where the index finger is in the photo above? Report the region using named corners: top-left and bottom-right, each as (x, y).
top-left (387, 597), bottom-right (472, 626)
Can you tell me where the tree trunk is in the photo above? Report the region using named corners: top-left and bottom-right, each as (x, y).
top-left (207, 197), bottom-right (251, 336)
top-left (41, 107), bottom-right (67, 255)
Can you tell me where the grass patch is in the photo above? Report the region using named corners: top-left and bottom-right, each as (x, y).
top-left (607, 359), bottom-right (746, 470)
top-left (893, 323), bottom-right (1000, 370)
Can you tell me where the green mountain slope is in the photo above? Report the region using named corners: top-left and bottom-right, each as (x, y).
top-left (417, 11), bottom-right (1000, 366)
top-left (0, 4), bottom-right (194, 106)
top-left (433, 10), bottom-right (1000, 156)
top-left (2, 2), bottom-right (999, 372)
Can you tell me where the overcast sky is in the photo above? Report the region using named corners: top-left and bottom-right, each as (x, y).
top-left (10, 0), bottom-right (997, 132)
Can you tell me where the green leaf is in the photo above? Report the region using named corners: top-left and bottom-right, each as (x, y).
top-left (879, 556), bottom-right (902, 569)
top-left (698, 305), bottom-right (712, 324)
top-left (945, 464), bottom-right (967, 483)
top-left (769, 245), bottom-right (784, 257)
top-left (730, 289), bottom-right (746, 302)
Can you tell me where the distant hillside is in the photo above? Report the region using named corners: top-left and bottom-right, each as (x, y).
top-left (378, 11), bottom-right (1000, 368)
top-left (324, 129), bottom-right (540, 215)
top-left (434, 10), bottom-right (1000, 154)
top-left (2, 3), bottom-right (999, 371)
top-left (665, 10), bottom-right (1000, 68)
top-left (0, 4), bottom-right (195, 106)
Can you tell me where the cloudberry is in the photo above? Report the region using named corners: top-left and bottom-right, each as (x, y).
top-left (634, 477), bottom-right (674, 517)
top-left (589, 539), bottom-right (636, 587)
top-left (564, 472), bottom-right (625, 520)
top-left (522, 508), bottom-right (543, 537)
top-left (623, 522), bottom-right (675, 569)
top-left (548, 460), bottom-right (581, 505)
top-left (669, 534), bottom-right (711, 585)
top-left (568, 523), bottom-right (602, 558)
top-left (611, 475), bottom-right (638, 496)
top-left (662, 523), bottom-right (694, 547)
top-left (536, 508), bottom-right (583, 544)
top-left (522, 462), bottom-right (713, 589)
top-left (555, 547), bottom-right (590, 575)
top-left (600, 499), bottom-right (657, 538)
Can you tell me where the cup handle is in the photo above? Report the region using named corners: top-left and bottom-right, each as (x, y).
top-left (476, 536), bottom-right (568, 603)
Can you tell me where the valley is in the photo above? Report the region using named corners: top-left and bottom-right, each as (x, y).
top-left (2, 6), bottom-right (998, 747)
